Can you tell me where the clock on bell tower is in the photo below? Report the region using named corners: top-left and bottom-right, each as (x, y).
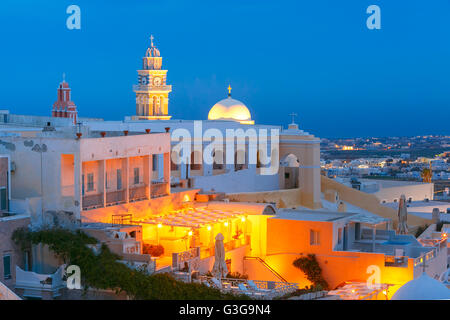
top-left (133, 35), bottom-right (172, 120)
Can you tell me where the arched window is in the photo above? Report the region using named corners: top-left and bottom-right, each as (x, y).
top-left (235, 150), bottom-right (246, 171)
top-left (160, 95), bottom-right (165, 114)
top-left (152, 96), bottom-right (157, 115)
top-left (171, 151), bottom-right (180, 171)
top-left (213, 150), bottom-right (224, 170)
top-left (190, 151), bottom-right (202, 171)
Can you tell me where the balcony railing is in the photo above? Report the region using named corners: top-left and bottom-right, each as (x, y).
top-left (200, 236), bottom-right (250, 259)
top-left (172, 247), bottom-right (201, 270)
top-left (106, 190), bottom-right (126, 206)
top-left (129, 186), bottom-right (148, 202)
top-left (151, 182), bottom-right (168, 198)
top-left (82, 194), bottom-right (103, 210)
top-left (133, 84), bottom-right (172, 92)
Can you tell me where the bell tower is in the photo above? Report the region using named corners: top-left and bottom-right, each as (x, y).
top-left (52, 74), bottom-right (78, 124)
top-left (133, 35), bottom-right (172, 120)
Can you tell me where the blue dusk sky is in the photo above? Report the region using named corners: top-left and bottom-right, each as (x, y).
top-left (0, 0), bottom-right (449, 138)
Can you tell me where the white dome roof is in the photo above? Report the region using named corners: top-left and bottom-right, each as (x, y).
top-left (392, 273), bottom-right (450, 300)
top-left (208, 97), bottom-right (252, 123)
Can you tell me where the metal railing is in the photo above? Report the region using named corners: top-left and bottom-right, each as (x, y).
top-left (106, 190), bottom-right (126, 206)
top-left (172, 247), bottom-right (200, 270)
top-left (129, 186), bottom-right (148, 202)
top-left (244, 256), bottom-right (288, 282)
top-left (82, 194), bottom-right (103, 210)
top-left (200, 236), bottom-right (251, 259)
top-left (151, 182), bottom-right (168, 198)
top-left (133, 84), bottom-right (172, 92)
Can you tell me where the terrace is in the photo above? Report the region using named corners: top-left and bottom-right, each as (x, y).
top-left (136, 206), bottom-right (252, 270)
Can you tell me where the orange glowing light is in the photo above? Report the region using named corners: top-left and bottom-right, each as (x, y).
top-left (241, 217), bottom-right (246, 222)
top-left (183, 194), bottom-right (190, 202)
top-left (157, 223), bottom-right (162, 228)
top-left (382, 290), bottom-right (387, 295)
top-left (207, 225), bottom-right (212, 231)
top-left (188, 231), bottom-right (193, 236)
top-left (224, 221), bottom-right (229, 227)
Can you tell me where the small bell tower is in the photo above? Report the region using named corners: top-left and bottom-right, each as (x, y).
top-left (132, 35), bottom-right (172, 120)
top-left (52, 74), bottom-right (78, 124)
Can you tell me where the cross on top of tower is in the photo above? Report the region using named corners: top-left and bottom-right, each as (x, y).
top-left (289, 112), bottom-right (298, 124)
top-left (227, 84), bottom-right (232, 97)
top-left (150, 35), bottom-right (154, 47)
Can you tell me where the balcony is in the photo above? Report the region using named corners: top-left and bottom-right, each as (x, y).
top-left (82, 194), bottom-right (103, 210)
top-left (129, 186), bottom-right (148, 202)
top-left (151, 182), bottom-right (168, 198)
top-left (133, 84), bottom-right (172, 92)
top-left (106, 190), bottom-right (127, 206)
top-left (15, 265), bottom-right (65, 299)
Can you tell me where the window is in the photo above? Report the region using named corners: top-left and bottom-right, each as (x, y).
top-left (285, 172), bottom-right (290, 179)
top-left (134, 168), bottom-right (140, 185)
top-left (152, 155), bottom-right (158, 172)
top-left (310, 230), bottom-right (320, 246)
top-left (0, 187), bottom-right (7, 211)
top-left (105, 172), bottom-right (108, 190)
top-left (81, 174), bottom-right (85, 196)
top-left (171, 152), bottom-right (179, 171)
top-left (24, 251), bottom-right (31, 271)
top-left (190, 152), bottom-right (202, 171)
top-left (87, 173), bottom-right (94, 192)
top-left (117, 169), bottom-right (122, 190)
top-left (3, 254), bottom-right (11, 280)
top-left (338, 228), bottom-right (343, 244)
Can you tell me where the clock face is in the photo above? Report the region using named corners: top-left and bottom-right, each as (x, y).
top-left (153, 77), bottom-right (161, 86)
top-left (141, 76), bottom-right (147, 85)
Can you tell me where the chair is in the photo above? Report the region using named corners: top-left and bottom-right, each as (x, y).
top-left (238, 283), bottom-right (252, 296)
top-left (211, 277), bottom-right (222, 289)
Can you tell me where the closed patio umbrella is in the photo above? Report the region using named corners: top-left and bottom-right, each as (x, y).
top-left (397, 194), bottom-right (408, 234)
top-left (212, 233), bottom-right (228, 278)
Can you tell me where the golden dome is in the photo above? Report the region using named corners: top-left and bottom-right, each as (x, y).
top-left (208, 96), bottom-right (253, 124)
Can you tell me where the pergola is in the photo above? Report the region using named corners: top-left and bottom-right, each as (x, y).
top-left (134, 207), bottom-right (247, 229)
top-left (349, 213), bottom-right (390, 253)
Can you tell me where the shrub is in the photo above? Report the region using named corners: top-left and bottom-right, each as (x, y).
top-left (143, 243), bottom-right (164, 257)
top-left (12, 227), bottom-right (248, 300)
top-left (292, 254), bottom-right (329, 290)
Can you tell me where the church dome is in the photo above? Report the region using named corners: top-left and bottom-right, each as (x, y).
top-left (208, 96), bottom-right (253, 124)
top-left (391, 273), bottom-right (450, 300)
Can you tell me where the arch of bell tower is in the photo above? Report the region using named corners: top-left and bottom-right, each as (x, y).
top-left (279, 122), bottom-right (322, 209)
